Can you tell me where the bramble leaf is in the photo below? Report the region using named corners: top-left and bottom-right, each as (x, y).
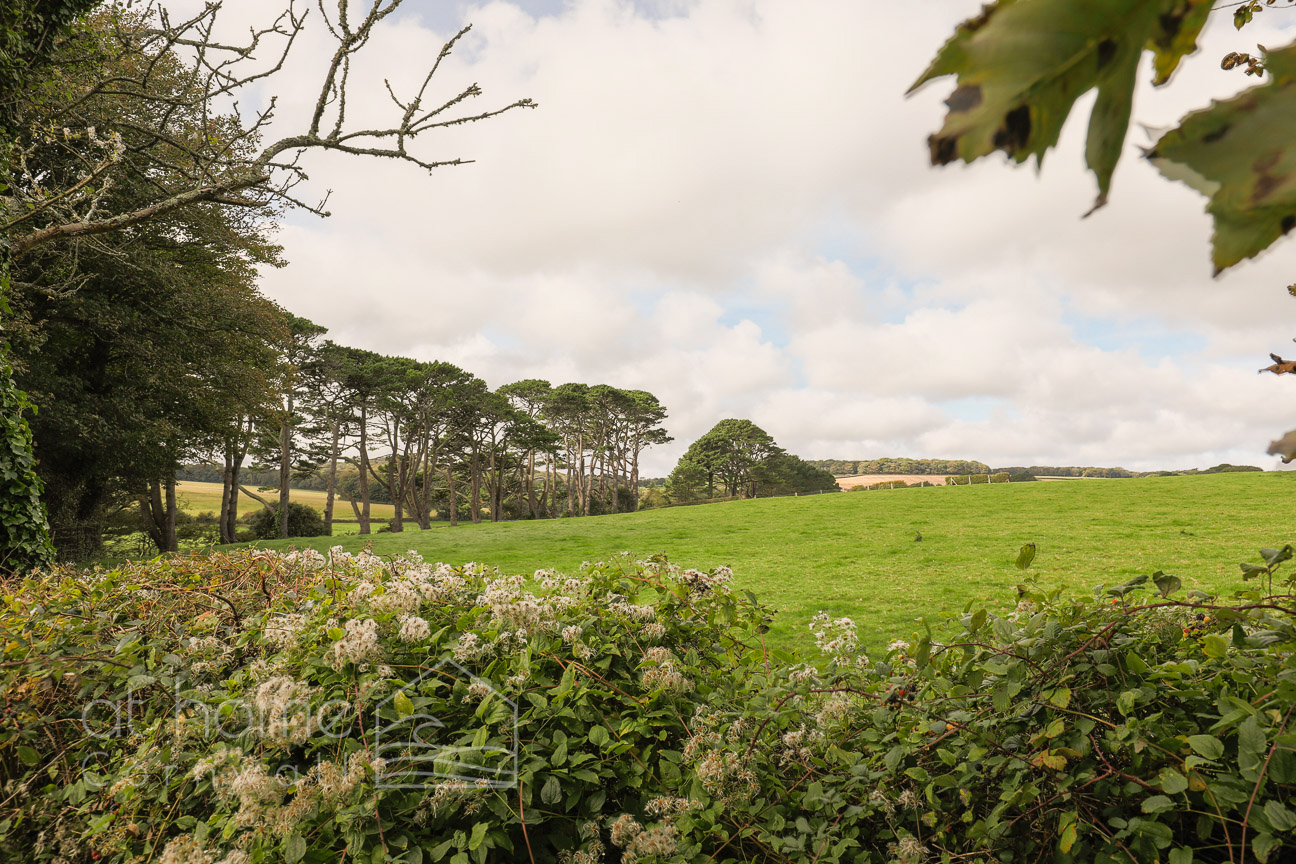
top-left (912, 0), bottom-right (1212, 211)
top-left (1148, 40), bottom-right (1296, 273)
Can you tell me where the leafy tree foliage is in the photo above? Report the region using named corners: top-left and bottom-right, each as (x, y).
top-left (245, 501), bottom-right (326, 541)
top-left (0, 0), bottom-right (104, 572)
top-left (668, 419), bottom-right (837, 502)
top-left (915, 0), bottom-right (1296, 273)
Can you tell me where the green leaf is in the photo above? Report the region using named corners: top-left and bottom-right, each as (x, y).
top-left (1262, 546), bottom-right (1295, 566)
top-left (1059, 821), bottom-right (1078, 853)
top-left (393, 690), bottom-right (414, 719)
top-left (1169, 848), bottom-right (1193, 864)
top-left (1238, 716), bottom-right (1268, 782)
top-left (1158, 768), bottom-right (1188, 795)
top-left (15, 746), bottom-right (39, 766)
top-left (1015, 542), bottom-right (1036, 571)
top-left (1152, 571), bottom-right (1182, 598)
top-left (1148, 41), bottom-right (1296, 273)
top-left (589, 726), bottom-right (610, 748)
top-left (540, 775), bottom-right (561, 805)
top-left (1202, 634), bottom-right (1228, 658)
top-left (1049, 687), bottom-right (1072, 709)
top-left (913, 0), bottom-right (1213, 211)
top-left (468, 822), bottom-right (488, 852)
top-left (1264, 800), bottom-right (1296, 832)
top-left (1186, 735), bottom-right (1224, 760)
top-left (1253, 831), bottom-right (1282, 863)
top-left (992, 683), bottom-right (1012, 713)
top-left (284, 833), bottom-right (306, 864)
top-left (1142, 795), bottom-right (1174, 814)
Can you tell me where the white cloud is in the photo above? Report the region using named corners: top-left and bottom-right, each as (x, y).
top-left (178, 0), bottom-right (1296, 475)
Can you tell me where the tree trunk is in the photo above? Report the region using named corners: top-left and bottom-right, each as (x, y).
top-left (164, 475), bottom-right (177, 552)
top-left (138, 487), bottom-right (164, 553)
top-left (527, 451), bottom-right (538, 518)
top-left (630, 431), bottom-right (641, 513)
top-left (488, 445), bottom-right (502, 523)
top-left (278, 391), bottom-right (292, 539)
top-left (580, 436), bottom-right (590, 517)
top-left (220, 451), bottom-right (236, 544)
top-left (470, 444), bottom-right (482, 525)
top-left (357, 404), bottom-right (371, 535)
top-left (323, 419), bottom-right (340, 536)
top-left (565, 441), bottom-right (575, 517)
top-left (445, 465), bottom-right (458, 527)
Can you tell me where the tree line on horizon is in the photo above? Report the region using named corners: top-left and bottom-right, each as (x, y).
top-left (812, 460), bottom-right (1264, 479)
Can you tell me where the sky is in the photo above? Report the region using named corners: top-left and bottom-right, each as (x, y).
top-left (189, 0), bottom-right (1296, 476)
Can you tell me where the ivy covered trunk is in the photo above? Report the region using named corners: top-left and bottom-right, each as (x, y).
top-left (0, 342), bottom-right (54, 575)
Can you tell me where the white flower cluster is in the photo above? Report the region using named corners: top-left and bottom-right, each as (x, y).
top-left (369, 578), bottom-right (422, 614)
top-left (328, 618), bottom-right (382, 670)
top-left (557, 821), bottom-right (606, 864)
top-left (639, 647), bottom-right (693, 694)
top-left (809, 612), bottom-right (860, 662)
top-left (282, 548), bottom-right (327, 571)
top-left (184, 635), bottom-right (233, 680)
top-left (195, 746), bottom-right (373, 840)
top-left (694, 750), bottom-right (759, 802)
top-left (463, 679), bottom-right (494, 704)
top-left (158, 836), bottom-right (216, 864)
top-left (253, 676), bottom-right (314, 746)
top-left (397, 615), bottom-right (431, 643)
top-left (777, 723), bottom-right (826, 766)
top-left (889, 834), bottom-right (929, 863)
top-left (561, 625), bottom-right (583, 644)
top-left (640, 622), bottom-right (667, 642)
top-left (453, 632), bottom-right (489, 662)
top-left (644, 796), bottom-right (701, 817)
top-left (263, 613), bottom-right (308, 651)
top-left (815, 693), bottom-right (853, 726)
top-left (607, 814), bottom-right (679, 863)
top-left (609, 595), bottom-right (657, 621)
top-left (679, 566), bottom-right (732, 593)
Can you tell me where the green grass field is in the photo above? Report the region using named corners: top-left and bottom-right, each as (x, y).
top-left (177, 481), bottom-right (395, 534)
top-left (243, 472), bottom-right (1295, 653)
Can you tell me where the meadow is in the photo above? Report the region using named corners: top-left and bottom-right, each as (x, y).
top-left (176, 480), bottom-right (395, 534)
top-left (240, 471), bottom-right (1296, 653)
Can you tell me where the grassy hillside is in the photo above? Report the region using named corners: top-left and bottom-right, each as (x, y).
top-left (244, 472), bottom-right (1295, 652)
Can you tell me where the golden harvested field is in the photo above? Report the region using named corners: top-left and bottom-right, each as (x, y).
top-left (176, 481), bottom-right (396, 522)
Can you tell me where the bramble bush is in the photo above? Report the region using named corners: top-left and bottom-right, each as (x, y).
top-left (1, 546), bottom-right (1295, 863)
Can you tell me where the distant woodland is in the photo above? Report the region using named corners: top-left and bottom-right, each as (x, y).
top-left (812, 460), bottom-right (1263, 479)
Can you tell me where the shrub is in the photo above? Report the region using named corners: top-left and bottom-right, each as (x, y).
top-left (244, 501), bottom-right (327, 540)
top-left (3, 548), bottom-right (1296, 863)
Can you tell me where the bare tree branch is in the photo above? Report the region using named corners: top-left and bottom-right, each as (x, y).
top-left (3, 0), bottom-right (536, 258)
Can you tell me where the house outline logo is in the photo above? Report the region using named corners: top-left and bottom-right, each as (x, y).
top-left (372, 658), bottom-right (519, 790)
